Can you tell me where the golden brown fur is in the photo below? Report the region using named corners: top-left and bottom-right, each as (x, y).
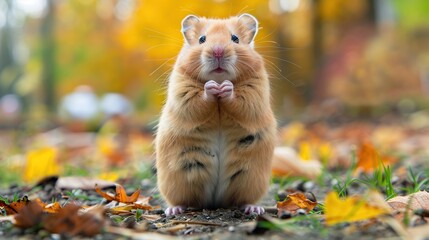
top-left (155, 14), bottom-right (277, 212)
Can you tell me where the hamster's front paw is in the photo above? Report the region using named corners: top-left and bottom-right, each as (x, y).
top-left (218, 80), bottom-right (234, 100)
top-left (165, 206), bottom-right (186, 216)
top-left (203, 80), bottom-right (221, 101)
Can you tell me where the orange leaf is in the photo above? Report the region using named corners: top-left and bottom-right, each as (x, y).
top-left (356, 141), bottom-right (379, 173)
top-left (277, 192), bottom-right (317, 215)
top-left (35, 198), bottom-right (62, 213)
top-left (95, 184), bottom-right (140, 203)
top-left (0, 196), bottom-right (31, 215)
top-left (356, 141), bottom-right (395, 174)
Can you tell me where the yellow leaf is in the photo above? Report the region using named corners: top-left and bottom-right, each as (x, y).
top-left (280, 121), bottom-right (305, 145)
top-left (24, 147), bottom-right (60, 183)
top-left (299, 141), bottom-right (312, 161)
top-left (97, 172), bottom-right (120, 182)
top-left (325, 191), bottom-right (391, 226)
top-left (318, 142), bottom-right (332, 163)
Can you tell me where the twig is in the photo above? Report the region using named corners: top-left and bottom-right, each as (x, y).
top-left (170, 220), bottom-right (222, 226)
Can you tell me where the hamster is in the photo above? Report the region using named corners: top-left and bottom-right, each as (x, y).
top-left (155, 13), bottom-right (277, 216)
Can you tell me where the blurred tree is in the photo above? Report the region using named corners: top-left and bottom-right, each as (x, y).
top-left (41, 0), bottom-right (56, 113)
top-left (0, 0), bottom-right (22, 98)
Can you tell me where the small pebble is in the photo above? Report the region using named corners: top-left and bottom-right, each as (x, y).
top-left (277, 191), bottom-right (287, 201)
top-left (140, 179), bottom-right (152, 187)
top-left (297, 209), bottom-right (307, 215)
top-left (279, 210), bottom-right (292, 219)
top-left (330, 179), bottom-right (339, 186)
top-left (303, 181), bottom-right (315, 191)
top-left (228, 226), bottom-right (235, 232)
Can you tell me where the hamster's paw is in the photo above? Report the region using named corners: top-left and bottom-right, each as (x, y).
top-left (242, 205), bottom-right (265, 215)
top-left (204, 80), bottom-right (221, 101)
top-left (218, 80), bottom-right (234, 99)
top-left (165, 206), bottom-right (186, 216)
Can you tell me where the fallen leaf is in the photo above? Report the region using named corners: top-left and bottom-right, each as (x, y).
top-left (277, 192), bottom-right (317, 215)
top-left (387, 191), bottom-right (429, 222)
top-left (0, 196), bottom-right (30, 215)
top-left (35, 199), bottom-right (62, 214)
top-left (355, 141), bottom-right (394, 174)
top-left (95, 184), bottom-right (140, 203)
top-left (387, 191), bottom-right (429, 212)
top-left (14, 201), bottom-right (44, 228)
top-left (272, 147), bottom-right (322, 179)
top-left (299, 141), bottom-right (312, 161)
top-left (324, 191), bottom-right (391, 226)
top-left (24, 147), bottom-right (60, 183)
top-left (356, 141), bottom-right (380, 173)
top-left (44, 204), bottom-right (105, 237)
top-left (280, 121), bottom-right (306, 145)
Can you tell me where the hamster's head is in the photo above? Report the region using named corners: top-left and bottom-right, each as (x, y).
top-left (175, 14), bottom-right (264, 83)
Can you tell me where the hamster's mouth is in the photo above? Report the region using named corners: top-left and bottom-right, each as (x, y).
top-left (213, 67), bottom-right (225, 73)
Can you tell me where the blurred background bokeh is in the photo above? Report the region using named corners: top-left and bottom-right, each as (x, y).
top-left (1, 0), bottom-right (429, 184)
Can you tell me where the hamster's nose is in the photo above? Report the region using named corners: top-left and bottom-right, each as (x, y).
top-left (212, 46), bottom-right (224, 59)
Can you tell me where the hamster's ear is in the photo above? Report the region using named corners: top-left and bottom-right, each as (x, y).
top-left (181, 15), bottom-right (199, 44)
top-left (238, 13), bottom-right (259, 45)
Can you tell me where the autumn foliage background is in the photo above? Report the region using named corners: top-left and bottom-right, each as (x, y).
top-left (1, 0), bottom-right (429, 238)
top-left (0, 0), bottom-right (429, 192)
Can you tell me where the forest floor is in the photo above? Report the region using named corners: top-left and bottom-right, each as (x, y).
top-left (1, 119), bottom-right (429, 239)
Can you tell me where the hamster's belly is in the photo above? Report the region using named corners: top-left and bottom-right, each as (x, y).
top-left (202, 130), bottom-right (228, 208)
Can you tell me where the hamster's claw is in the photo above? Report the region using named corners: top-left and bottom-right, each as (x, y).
top-left (165, 206), bottom-right (186, 216)
top-left (242, 205), bottom-right (265, 215)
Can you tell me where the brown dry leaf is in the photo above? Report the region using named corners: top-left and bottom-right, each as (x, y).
top-left (95, 184), bottom-right (140, 203)
top-left (133, 202), bottom-right (157, 210)
top-left (387, 191), bottom-right (429, 211)
top-left (387, 191), bottom-right (429, 222)
top-left (14, 201), bottom-right (44, 228)
top-left (277, 192), bottom-right (317, 215)
top-left (0, 196), bottom-right (31, 215)
top-left (44, 204), bottom-right (105, 237)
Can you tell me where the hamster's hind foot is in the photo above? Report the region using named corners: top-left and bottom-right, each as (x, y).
top-left (165, 206), bottom-right (186, 216)
top-left (242, 205), bottom-right (265, 215)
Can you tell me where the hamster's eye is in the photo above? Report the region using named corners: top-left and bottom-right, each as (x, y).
top-left (231, 34), bottom-right (239, 44)
top-left (199, 35), bottom-right (206, 44)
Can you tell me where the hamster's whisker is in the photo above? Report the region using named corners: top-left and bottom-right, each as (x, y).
top-left (262, 55), bottom-right (302, 69)
top-left (256, 25), bottom-right (280, 41)
top-left (143, 27), bottom-right (182, 42)
top-left (144, 43), bottom-right (182, 53)
top-left (236, 59), bottom-right (259, 78)
top-left (155, 69), bottom-right (173, 83)
top-left (150, 56), bottom-right (177, 77)
top-left (260, 56), bottom-right (282, 73)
